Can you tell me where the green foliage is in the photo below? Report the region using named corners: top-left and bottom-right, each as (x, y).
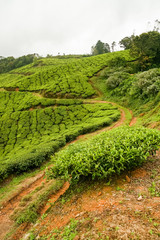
top-left (91, 40), bottom-right (110, 55)
top-left (131, 68), bottom-right (160, 99)
top-left (60, 219), bottom-right (78, 240)
top-left (15, 179), bottom-right (64, 224)
top-left (130, 31), bottom-right (160, 69)
top-left (106, 71), bottom-right (131, 89)
top-left (0, 51), bottom-right (132, 98)
top-left (0, 54), bottom-right (36, 73)
top-left (50, 126), bottom-right (160, 184)
top-left (0, 93), bottom-right (120, 180)
top-left (0, 54), bottom-right (107, 98)
top-left (107, 56), bottom-right (127, 68)
top-left (119, 35), bottom-right (135, 50)
top-left (98, 60), bottom-right (160, 111)
top-left (149, 181), bottom-right (160, 197)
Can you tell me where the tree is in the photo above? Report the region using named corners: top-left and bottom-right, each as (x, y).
top-left (153, 19), bottom-right (160, 32)
top-left (111, 41), bottom-right (116, 52)
top-left (130, 31), bottom-right (160, 60)
top-left (119, 35), bottom-right (134, 50)
top-left (0, 54), bottom-right (37, 73)
top-left (129, 31), bottom-right (160, 69)
top-left (91, 40), bottom-right (110, 55)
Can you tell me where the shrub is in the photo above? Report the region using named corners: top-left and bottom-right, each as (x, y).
top-left (131, 68), bottom-right (160, 99)
top-left (106, 72), bottom-right (130, 89)
top-left (49, 126), bottom-right (160, 183)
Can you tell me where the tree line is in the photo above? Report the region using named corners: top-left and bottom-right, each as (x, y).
top-left (0, 54), bottom-right (40, 74)
top-left (92, 20), bottom-right (160, 69)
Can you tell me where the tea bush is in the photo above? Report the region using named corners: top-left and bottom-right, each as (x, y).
top-left (0, 50), bottom-right (132, 98)
top-left (0, 96), bottom-right (120, 180)
top-left (50, 126), bottom-right (160, 183)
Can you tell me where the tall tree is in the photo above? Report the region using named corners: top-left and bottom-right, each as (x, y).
top-left (130, 31), bottom-right (160, 59)
top-left (129, 31), bottom-right (160, 69)
top-left (91, 40), bottom-right (110, 55)
top-left (111, 41), bottom-right (116, 52)
top-left (119, 35), bottom-right (134, 50)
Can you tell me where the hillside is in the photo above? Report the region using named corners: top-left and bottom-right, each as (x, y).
top-left (0, 50), bottom-right (160, 240)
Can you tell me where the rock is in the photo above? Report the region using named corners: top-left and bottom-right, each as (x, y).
top-left (137, 195), bottom-right (143, 201)
top-left (75, 212), bottom-right (85, 218)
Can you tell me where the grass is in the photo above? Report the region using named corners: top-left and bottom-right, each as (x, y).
top-left (12, 179), bottom-right (65, 224)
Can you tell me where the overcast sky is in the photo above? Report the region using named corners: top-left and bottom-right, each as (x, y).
top-left (0, 0), bottom-right (160, 58)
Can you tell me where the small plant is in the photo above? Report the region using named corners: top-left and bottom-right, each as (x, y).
top-left (60, 218), bottom-right (78, 240)
top-left (150, 170), bottom-right (157, 179)
top-left (149, 182), bottom-right (160, 197)
top-left (115, 226), bottom-right (119, 231)
top-left (153, 222), bottom-right (159, 227)
top-left (41, 213), bottom-right (48, 220)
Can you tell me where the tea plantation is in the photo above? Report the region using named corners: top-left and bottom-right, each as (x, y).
top-left (0, 50), bottom-right (131, 98)
top-left (0, 52), bottom-right (127, 180)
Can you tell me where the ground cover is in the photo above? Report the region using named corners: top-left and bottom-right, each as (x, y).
top-left (0, 91), bottom-right (120, 180)
top-left (0, 49), bottom-right (160, 240)
top-left (49, 126), bottom-right (160, 183)
top-left (0, 51), bottom-right (132, 98)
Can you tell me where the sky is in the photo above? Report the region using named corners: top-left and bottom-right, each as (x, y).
top-left (0, 0), bottom-right (160, 58)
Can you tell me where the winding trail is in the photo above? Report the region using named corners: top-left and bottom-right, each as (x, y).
top-left (0, 101), bottom-right (136, 240)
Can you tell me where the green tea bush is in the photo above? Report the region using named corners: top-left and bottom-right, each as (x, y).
top-left (0, 50), bottom-right (132, 98)
top-left (0, 103), bottom-right (120, 180)
top-left (50, 126), bottom-right (160, 183)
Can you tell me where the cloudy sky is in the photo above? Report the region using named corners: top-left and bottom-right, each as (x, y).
top-left (0, 0), bottom-right (160, 57)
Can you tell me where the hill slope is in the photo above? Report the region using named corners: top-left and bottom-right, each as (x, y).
top-left (0, 50), bottom-right (160, 240)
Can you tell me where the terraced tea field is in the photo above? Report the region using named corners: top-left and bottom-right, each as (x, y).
top-left (0, 52), bottom-right (132, 180)
top-left (0, 50), bottom-right (131, 98)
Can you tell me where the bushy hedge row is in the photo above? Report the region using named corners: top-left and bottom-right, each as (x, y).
top-left (0, 103), bottom-right (120, 181)
top-left (49, 126), bottom-right (160, 183)
top-left (0, 91), bottom-right (83, 113)
top-left (0, 50), bottom-right (132, 98)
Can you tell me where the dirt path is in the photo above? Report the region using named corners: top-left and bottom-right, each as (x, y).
top-left (129, 110), bottom-right (137, 126)
top-left (0, 173), bottom-right (45, 240)
top-left (0, 101), bottom-right (135, 239)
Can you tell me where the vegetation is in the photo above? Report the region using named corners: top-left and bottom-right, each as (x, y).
top-left (49, 126), bottom-right (160, 184)
top-left (91, 40), bottom-right (110, 55)
top-left (14, 179), bottom-right (65, 224)
top-left (0, 51), bottom-right (132, 98)
top-left (130, 31), bottom-right (160, 69)
top-left (1, 29), bottom-right (160, 240)
top-left (93, 58), bottom-right (160, 114)
top-left (0, 54), bottom-right (37, 73)
top-left (0, 90), bottom-right (120, 180)
top-left (0, 30), bottom-right (160, 183)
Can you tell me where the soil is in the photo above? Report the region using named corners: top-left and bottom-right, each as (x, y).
top-left (129, 110), bottom-right (137, 126)
top-left (0, 102), bottom-right (159, 240)
top-left (0, 173), bottom-right (45, 240)
top-left (26, 157), bottom-right (160, 240)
